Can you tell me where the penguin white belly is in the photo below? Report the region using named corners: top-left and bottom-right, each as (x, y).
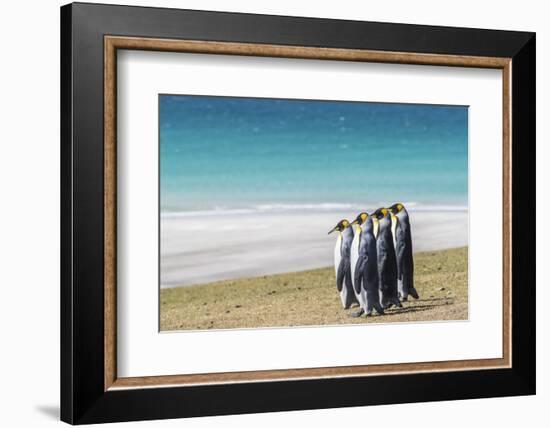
top-left (350, 230), bottom-right (368, 311)
top-left (333, 234), bottom-right (342, 278)
top-left (391, 215), bottom-right (397, 248)
top-left (334, 233), bottom-right (352, 309)
top-left (339, 282), bottom-right (351, 308)
top-left (358, 288), bottom-right (369, 312)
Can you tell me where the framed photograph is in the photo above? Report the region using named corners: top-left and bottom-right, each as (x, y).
top-left (61, 2), bottom-right (535, 424)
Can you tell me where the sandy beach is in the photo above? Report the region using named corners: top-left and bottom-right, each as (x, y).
top-left (161, 246), bottom-right (468, 330)
top-left (161, 207), bottom-right (467, 288)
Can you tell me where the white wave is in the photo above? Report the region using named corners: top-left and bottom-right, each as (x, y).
top-left (406, 204), bottom-right (468, 212)
top-left (161, 202), bottom-right (467, 218)
top-left (255, 203), bottom-right (362, 211)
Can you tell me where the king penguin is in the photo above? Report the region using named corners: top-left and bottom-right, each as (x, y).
top-left (349, 213), bottom-right (385, 316)
top-left (373, 208), bottom-right (402, 309)
top-left (328, 219), bottom-right (359, 309)
top-left (389, 203), bottom-right (419, 301)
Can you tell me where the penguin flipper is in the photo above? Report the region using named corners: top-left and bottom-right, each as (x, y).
top-left (344, 259), bottom-right (356, 303)
top-left (395, 231), bottom-right (406, 281)
top-left (350, 231), bottom-right (360, 291)
top-left (336, 257), bottom-right (349, 293)
top-left (354, 255), bottom-right (367, 294)
top-left (378, 251), bottom-right (395, 290)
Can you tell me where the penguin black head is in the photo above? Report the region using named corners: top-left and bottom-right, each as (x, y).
top-left (328, 219), bottom-right (350, 235)
top-left (351, 212), bottom-right (369, 226)
top-left (389, 203), bottom-right (405, 214)
top-left (373, 207), bottom-right (389, 220)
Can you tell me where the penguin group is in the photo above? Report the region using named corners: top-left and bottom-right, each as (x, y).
top-left (328, 203), bottom-right (419, 317)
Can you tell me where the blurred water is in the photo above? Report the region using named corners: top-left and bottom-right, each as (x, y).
top-left (160, 95), bottom-right (468, 213)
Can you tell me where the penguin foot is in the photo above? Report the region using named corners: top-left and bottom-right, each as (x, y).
top-left (350, 309), bottom-right (365, 318)
top-left (374, 307), bottom-right (385, 315)
top-left (410, 288), bottom-right (420, 299)
top-left (364, 310), bottom-right (373, 317)
top-left (401, 295), bottom-right (409, 302)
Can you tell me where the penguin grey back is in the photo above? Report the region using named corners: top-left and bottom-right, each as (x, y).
top-left (355, 216), bottom-right (384, 315)
top-left (391, 204), bottom-right (418, 300)
top-left (358, 217), bottom-right (377, 263)
top-left (329, 219), bottom-right (359, 309)
top-left (340, 226), bottom-right (354, 258)
top-left (376, 212), bottom-right (401, 308)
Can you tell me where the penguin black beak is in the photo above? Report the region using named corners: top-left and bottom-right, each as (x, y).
top-left (328, 227), bottom-right (337, 235)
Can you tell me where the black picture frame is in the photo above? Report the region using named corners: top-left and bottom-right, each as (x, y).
top-left (61, 2), bottom-right (535, 424)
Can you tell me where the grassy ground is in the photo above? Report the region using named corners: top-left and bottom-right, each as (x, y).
top-left (160, 246), bottom-right (468, 331)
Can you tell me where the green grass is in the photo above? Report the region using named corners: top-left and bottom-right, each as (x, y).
top-left (160, 246), bottom-right (468, 331)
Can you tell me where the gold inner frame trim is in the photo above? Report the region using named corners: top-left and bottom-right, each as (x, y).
top-left (104, 35), bottom-right (512, 391)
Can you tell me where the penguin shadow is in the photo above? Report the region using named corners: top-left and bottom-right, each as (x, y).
top-left (386, 305), bottom-right (431, 315)
top-left (414, 297), bottom-right (453, 303)
top-left (384, 299), bottom-right (455, 315)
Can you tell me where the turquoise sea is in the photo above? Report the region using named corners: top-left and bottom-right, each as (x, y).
top-left (159, 95), bottom-right (468, 213)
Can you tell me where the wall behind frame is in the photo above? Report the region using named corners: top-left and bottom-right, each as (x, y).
top-left (0, 0), bottom-right (545, 427)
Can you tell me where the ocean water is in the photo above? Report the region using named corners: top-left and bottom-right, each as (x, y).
top-left (160, 95), bottom-right (468, 214)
